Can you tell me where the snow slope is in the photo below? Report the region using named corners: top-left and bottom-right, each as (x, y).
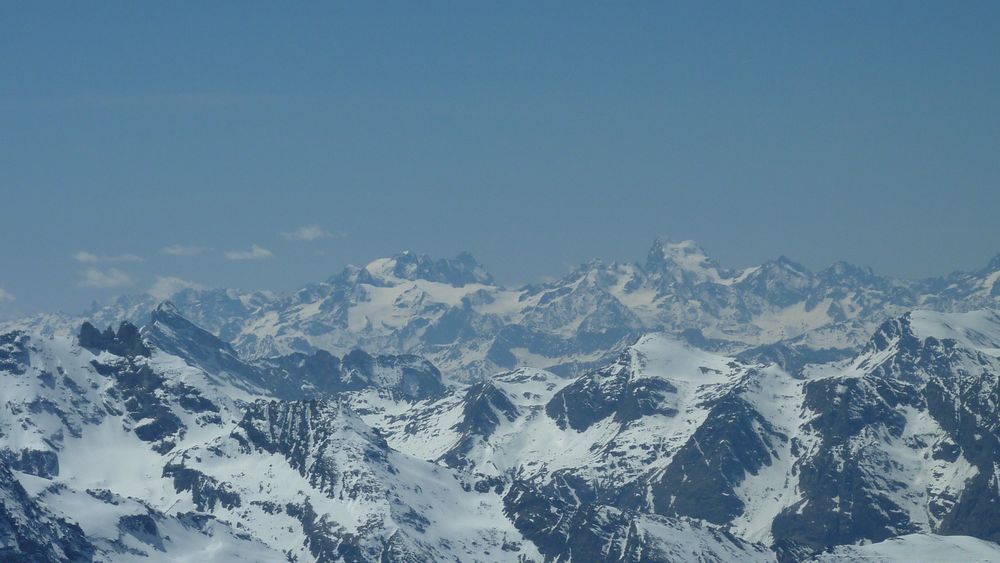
top-left (812, 533), bottom-right (1000, 562)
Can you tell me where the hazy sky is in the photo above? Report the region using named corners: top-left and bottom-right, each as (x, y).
top-left (1, 2), bottom-right (999, 316)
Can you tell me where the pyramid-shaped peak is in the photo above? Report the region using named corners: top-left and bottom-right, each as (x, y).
top-left (153, 300), bottom-right (181, 317)
top-left (645, 238), bottom-right (729, 283)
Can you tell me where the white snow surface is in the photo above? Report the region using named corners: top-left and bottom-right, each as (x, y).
top-left (908, 309), bottom-right (1000, 357)
top-left (812, 533), bottom-right (1000, 562)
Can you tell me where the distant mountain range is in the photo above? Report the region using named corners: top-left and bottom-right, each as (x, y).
top-left (3, 240), bottom-right (1000, 562)
top-left (87, 239), bottom-right (1000, 380)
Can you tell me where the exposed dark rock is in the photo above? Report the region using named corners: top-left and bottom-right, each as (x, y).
top-left (162, 463), bottom-right (242, 511)
top-left (93, 357), bottom-right (183, 448)
top-left (737, 343), bottom-right (854, 377)
top-left (634, 394), bottom-right (784, 524)
top-left (440, 382), bottom-right (520, 469)
top-left (0, 331), bottom-right (30, 375)
top-left (0, 449), bottom-right (59, 479)
top-left (78, 321), bottom-right (150, 357)
top-left (0, 461), bottom-right (94, 562)
top-left (546, 350), bottom-right (677, 432)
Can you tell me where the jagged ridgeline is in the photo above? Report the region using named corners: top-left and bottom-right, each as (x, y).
top-left (1, 241), bottom-right (1000, 562)
top-left (88, 240), bottom-right (1000, 382)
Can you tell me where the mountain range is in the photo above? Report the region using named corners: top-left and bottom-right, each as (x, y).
top-left (3, 239), bottom-right (1000, 561)
top-left (86, 239), bottom-right (1000, 382)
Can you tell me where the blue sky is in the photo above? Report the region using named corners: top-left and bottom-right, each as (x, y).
top-left (1, 2), bottom-right (998, 316)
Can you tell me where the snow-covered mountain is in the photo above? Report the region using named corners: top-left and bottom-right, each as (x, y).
top-left (87, 240), bottom-right (1000, 381)
top-left (363, 309), bottom-right (1000, 561)
top-left (4, 300), bottom-right (1000, 561)
top-left (0, 305), bottom-right (493, 561)
top-left (5, 239), bottom-right (1000, 561)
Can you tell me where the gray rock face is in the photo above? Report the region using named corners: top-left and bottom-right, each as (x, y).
top-left (766, 311), bottom-right (1000, 559)
top-left (234, 400), bottom-right (392, 497)
top-left (647, 393), bottom-right (787, 524)
top-left (546, 350), bottom-right (680, 432)
top-left (0, 449), bottom-right (59, 479)
top-left (78, 321), bottom-right (150, 357)
top-left (0, 461), bottom-right (94, 562)
top-left (503, 473), bottom-right (772, 563)
top-left (263, 348), bottom-right (446, 402)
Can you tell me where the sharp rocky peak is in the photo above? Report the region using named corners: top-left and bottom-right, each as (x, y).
top-left (147, 301), bottom-right (222, 346)
top-left (860, 312), bottom-right (920, 357)
top-left (151, 300), bottom-right (182, 319)
top-left (78, 319), bottom-right (150, 358)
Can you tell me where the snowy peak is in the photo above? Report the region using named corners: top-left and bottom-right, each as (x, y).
top-left (146, 301), bottom-right (213, 343)
top-left (363, 250), bottom-right (494, 287)
top-left (545, 333), bottom-right (735, 432)
top-left (454, 381), bottom-right (520, 438)
top-left (150, 299), bottom-right (181, 319)
top-left (147, 300), bottom-right (235, 353)
top-left (980, 255), bottom-right (1000, 297)
top-left (776, 308), bottom-right (1000, 556)
top-left (738, 256), bottom-right (814, 296)
top-left (859, 309), bottom-right (1000, 362)
top-left (143, 301), bottom-right (256, 380)
top-left (644, 238), bottom-right (729, 284)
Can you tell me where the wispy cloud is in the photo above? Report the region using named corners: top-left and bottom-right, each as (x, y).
top-left (0, 286), bottom-right (14, 302)
top-left (79, 268), bottom-right (134, 288)
top-left (148, 276), bottom-right (204, 301)
top-left (225, 244), bottom-right (274, 261)
top-left (162, 244), bottom-right (211, 257)
top-left (281, 225), bottom-right (346, 242)
top-left (74, 251), bottom-right (143, 263)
